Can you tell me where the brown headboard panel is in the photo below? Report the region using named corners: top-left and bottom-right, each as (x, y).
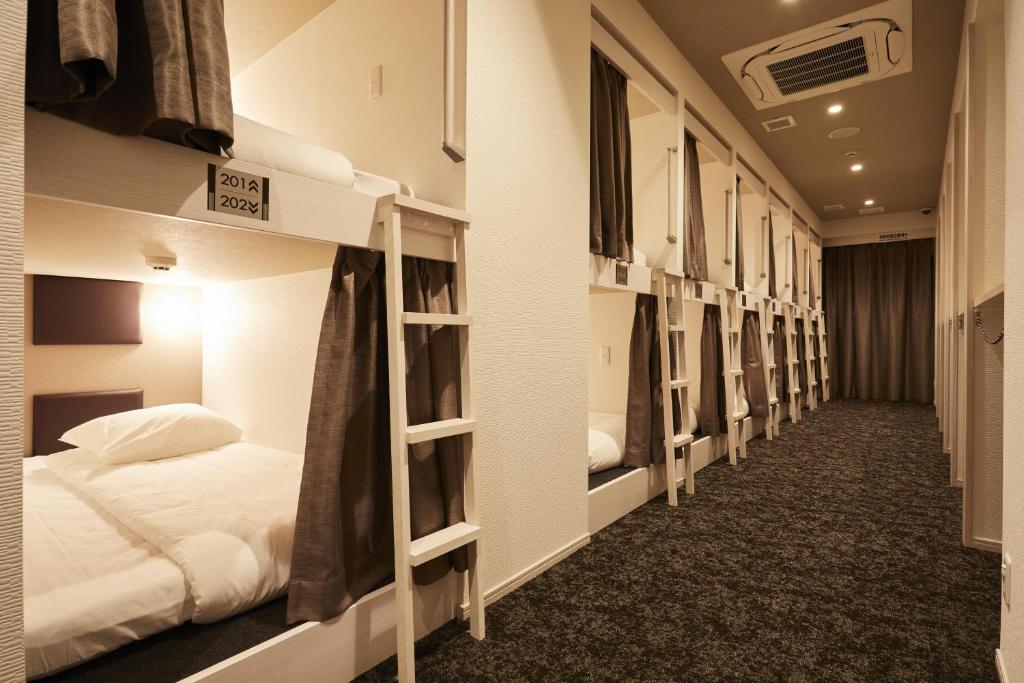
top-left (32, 389), bottom-right (143, 456)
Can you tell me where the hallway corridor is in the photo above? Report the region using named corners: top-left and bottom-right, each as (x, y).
top-left (363, 401), bottom-right (1001, 682)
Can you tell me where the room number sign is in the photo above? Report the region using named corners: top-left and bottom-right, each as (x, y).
top-left (207, 164), bottom-right (270, 221)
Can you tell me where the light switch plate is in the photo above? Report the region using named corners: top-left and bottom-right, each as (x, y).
top-left (600, 346), bottom-right (611, 365)
top-left (370, 65), bottom-right (382, 99)
top-left (1003, 555), bottom-right (1012, 608)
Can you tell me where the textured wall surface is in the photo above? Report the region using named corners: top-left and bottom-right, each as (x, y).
top-left (23, 280), bottom-right (203, 455)
top-left (0, 4), bottom-right (25, 680)
top-left (465, 0), bottom-right (592, 591)
top-left (203, 269), bottom-right (329, 454)
top-left (1002, 2), bottom-right (1023, 677)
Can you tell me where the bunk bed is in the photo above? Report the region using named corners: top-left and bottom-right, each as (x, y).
top-left (24, 107), bottom-right (481, 681)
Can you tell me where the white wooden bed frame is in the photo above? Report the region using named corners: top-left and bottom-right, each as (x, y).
top-left (24, 109), bottom-right (480, 682)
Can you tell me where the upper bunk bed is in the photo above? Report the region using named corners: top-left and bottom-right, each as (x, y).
top-left (589, 16), bottom-right (678, 296)
top-left (24, 108), bottom-right (468, 265)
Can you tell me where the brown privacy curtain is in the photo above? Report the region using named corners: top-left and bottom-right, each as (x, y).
top-left (822, 239), bottom-right (935, 403)
top-left (623, 295), bottom-right (683, 467)
top-left (26, 0), bottom-right (233, 153)
top-left (590, 49), bottom-right (633, 262)
top-left (773, 315), bottom-right (790, 401)
top-left (740, 311), bottom-right (768, 417)
top-left (699, 305), bottom-right (727, 436)
top-left (767, 214), bottom-right (778, 299)
top-left (288, 248), bottom-right (466, 624)
top-left (683, 133), bottom-right (709, 280)
top-left (734, 178), bottom-right (745, 289)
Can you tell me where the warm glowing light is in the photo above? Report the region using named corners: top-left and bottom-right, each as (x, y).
top-left (142, 286), bottom-right (202, 339)
top-left (864, 199), bottom-right (875, 206)
top-left (828, 104), bottom-right (843, 114)
top-left (850, 163), bottom-right (864, 172)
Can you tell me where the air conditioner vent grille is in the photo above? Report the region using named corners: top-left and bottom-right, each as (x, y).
top-left (766, 36), bottom-right (871, 95)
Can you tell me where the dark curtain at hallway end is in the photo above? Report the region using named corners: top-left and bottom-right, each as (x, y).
top-left (699, 305), bottom-right (727, 436)
top-left (288, 248), bottom-right (466, 625)
top-left (25, 0), bottom-right (234, 153)
top-left (624, 295), bottom-right (683, 467)
top-left (822, 239), bottom-right (935, 403)
top-left (590, 49), bottom-right (633, 262)
top-left (683, 133), bottom-right (710, 281)
top-left (740, 311), bottom-right (768, 417)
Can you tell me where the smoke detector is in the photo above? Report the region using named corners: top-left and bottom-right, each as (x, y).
top-left (722, 0), bottom-right (912, 110)
top-left (146, 255), bottom-right (177, 271)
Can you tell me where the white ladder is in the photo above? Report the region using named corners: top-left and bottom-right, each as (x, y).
top-left (816, 310), bottom-right (831, 401)
top-left (758, 295), bottom-right (779, 440)
top-left (718, 288), bottom-right (744, 464)
top-left (802, 307), bottom-right (819, 412)
top-left (656, 271), bottom-right (695, 503)
top-left (380, 195), bottom-right (485, 681)
top-left (783, 303), bottom-right (802, 423)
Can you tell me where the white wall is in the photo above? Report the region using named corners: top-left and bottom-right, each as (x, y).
top-left (0, 3), bottom-right (25, 678)
top-left (24, 279), bottom-right (203, 455)
top-left (231, 0), bottom-right (464, 209)
top-left (588, 293), bottom-right (634, 415)
top-left (739, 187), bottom-right (769, 295)
top-left (700, 156), bottom-right (733, 287)
top-left (821, 210), bottom-right (937, 247)
top-left (631, 111), bottom-right (676, 266)
top-left (771, 206), bottom-right (795, 304)
top-left (466, 0), bottom-right (592, 593)
top-left (1002, 1), bottom-right (1023, 677)
top-left (203, 269), bottom-right (329, 454)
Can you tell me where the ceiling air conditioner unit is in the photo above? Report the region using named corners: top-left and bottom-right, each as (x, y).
top-left (722, 0), bottom-right (912, 110)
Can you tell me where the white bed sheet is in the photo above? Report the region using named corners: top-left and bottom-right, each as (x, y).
top-left (24, 456), bottom-right (190, 680)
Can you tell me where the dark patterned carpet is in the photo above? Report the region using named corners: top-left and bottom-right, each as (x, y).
top-left (361, 400), bottom-right (1001, 682)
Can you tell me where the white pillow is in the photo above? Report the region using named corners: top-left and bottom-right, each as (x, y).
top-left (60, 403), bottom-right (243, 464)
top-left (588, 429), bottom-right (623, 473)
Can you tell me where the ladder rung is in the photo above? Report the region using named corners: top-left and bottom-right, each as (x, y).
top-left (406, 417), bottom-right (477, 444)
top-left (769, 397), bottom-right (780, 406)
top-left (670, 379), bottom-right (690, 389)
top-left (811, 381), bottom-right (819, 387)
top-left (792, 388), bottom-right (802, 395)
top-left (729, 369), bottom-right (743, 377)
top-left (808, 355), bottom-right (817, 361)
top-left (673, 433), bottom-right (694, 447)
top-left (790, 360), bottom-right (800, 365)
top-left (730, 327), bottom-right (742, 334)
top-left (732, 411), bottom-right (747, 421)
top-left (767, 363), bottom-right (777, 370)
top-left (403, 312), bottom-right (473, 326)
top-left (668, 324), bottom-right (686, 333)
top-left (409, 522), bottom-right (481, 566)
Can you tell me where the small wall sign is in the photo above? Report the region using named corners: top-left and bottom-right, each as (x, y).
top-left (615, 261), bottom-right (628, 286)
top-left (208, 164), bottom-right (270, 221)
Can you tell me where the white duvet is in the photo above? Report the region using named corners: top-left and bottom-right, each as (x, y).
top-left (46, 442), bottom-right (303, 623)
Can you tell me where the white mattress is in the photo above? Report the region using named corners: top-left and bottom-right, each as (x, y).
top-left (588, 412), bottom-right (626, 474)
top-left (24, 457), bottom-right (190, 679)
top-left (24, 441), bottom-right (303, 678)
top-left (228, 115), bottom-right (413, 197)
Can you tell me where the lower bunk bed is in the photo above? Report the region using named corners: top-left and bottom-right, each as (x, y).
top-left (587, 413), bottom-right (765, 535)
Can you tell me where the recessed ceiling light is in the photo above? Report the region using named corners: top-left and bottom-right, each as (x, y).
top-left (828, 104), bottom-right (843, 114)
top-left (864, 199), bottom-right (875, 206)
top-left (850, 163), bottom-right (864, 172)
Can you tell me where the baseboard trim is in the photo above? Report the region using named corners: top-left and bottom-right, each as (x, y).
top-left (968, 536), bottom-right (1002, 553)
top-left (996, 648), bottom-right (1009, 683)
top-left (461, 533), bottom-right (590, 618)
